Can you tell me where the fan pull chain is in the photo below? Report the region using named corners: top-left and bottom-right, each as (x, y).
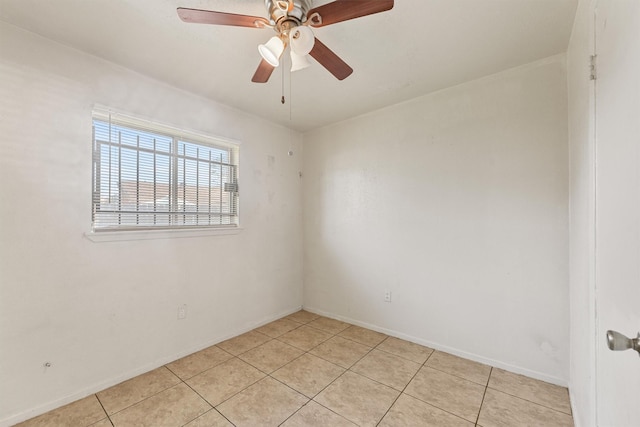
top-left (281, 62), bottom-right (286, 104)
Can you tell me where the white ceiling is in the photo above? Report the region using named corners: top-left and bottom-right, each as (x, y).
top-left (0, 0), bottom-right (577, 132)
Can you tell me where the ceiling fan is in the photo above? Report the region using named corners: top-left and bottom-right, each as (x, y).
top-left (177, 0), bottom-right (394, 83)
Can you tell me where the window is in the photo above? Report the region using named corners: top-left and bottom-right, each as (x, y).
top-left (91, 110), bottom-right (239, 232)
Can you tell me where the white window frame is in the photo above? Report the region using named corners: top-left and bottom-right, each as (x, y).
top-left (86, 107), bottom-right (241, 241)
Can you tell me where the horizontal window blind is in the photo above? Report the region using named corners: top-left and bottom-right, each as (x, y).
top-left (91, 111), bottom-right (239, 231)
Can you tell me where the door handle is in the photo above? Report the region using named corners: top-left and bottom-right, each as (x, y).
top-left (606, 330), bottom-right (640, 357)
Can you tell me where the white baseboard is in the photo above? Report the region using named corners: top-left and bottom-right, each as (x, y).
top-left (303, 306), bottom-right (569, 387)
top-left (1, 306), bottom-right (302, 427)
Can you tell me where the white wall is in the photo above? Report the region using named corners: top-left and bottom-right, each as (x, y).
top-left (566, 0), bottom-right (596, 425)
top-left (303, 55), bottom-right (569, 384)
top-left (0, 23), bottom-right (303, 425)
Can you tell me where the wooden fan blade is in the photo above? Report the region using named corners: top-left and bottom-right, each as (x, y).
top-left (251, 59), bottom-right (276, 83)
top-left (177, 8), bottom-right (270, 28)
top-left (307, 0), bottom-right (394, 27)
top-left (309, 38), bottom-right (353, 80)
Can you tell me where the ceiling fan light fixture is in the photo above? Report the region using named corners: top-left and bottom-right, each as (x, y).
top-left (258, 36), bottom-right (285, 67)
top-left (289, 25), bottom-right (315, 55)
top-left (177, 0), bottom-right (395, 83)
top-left (290, 51), bottom-right (311, 72)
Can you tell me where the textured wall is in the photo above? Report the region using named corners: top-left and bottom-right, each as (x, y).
top-left (0, 22), bottom-right (303, 425)
top-left (303, 55), bottom-right (569, 385)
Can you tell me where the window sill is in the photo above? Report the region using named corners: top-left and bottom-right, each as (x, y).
top-left (83, 227), bottom-right (243, 242)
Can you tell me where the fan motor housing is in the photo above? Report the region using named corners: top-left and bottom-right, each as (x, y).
top-left (265, 0), bottom-right (313, 25)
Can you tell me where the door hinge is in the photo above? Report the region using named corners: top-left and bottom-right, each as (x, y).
top-left (590, 54), bottom-right (597, 80)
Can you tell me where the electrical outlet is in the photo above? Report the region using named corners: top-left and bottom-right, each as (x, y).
top-left (177, 304), bottom-right (187, 320)
top-left (384, 290), bottom-right (392, 302)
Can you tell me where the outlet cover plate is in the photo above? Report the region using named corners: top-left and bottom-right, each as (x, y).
top-left (177, 304), bottom-right (187, 320)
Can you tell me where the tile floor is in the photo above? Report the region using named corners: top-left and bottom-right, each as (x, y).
top-left (16, 311), bottom-right (574, 427)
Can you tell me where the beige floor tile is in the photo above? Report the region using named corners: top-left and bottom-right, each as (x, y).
top-left (338, 325), bottom-right (387, 347)
top-left (110, 383), bottom-right (211, 427)
top-left (22, 321), bottom-right (580, 427)
top-left (426, 351), bottom-right (491, 385)
top-left (309, 336), bottom-right (371, 368)
top-left (351, 349), bottom-right (422, 390)
top-left (488, 368), bottom-right (571, 414)
top-left (314, 371), bottom-right (400, 427)
top-left (166, 345), bottom-right (232, 380)
top-left (89, 419), bottom-right (113, 427)
top-left (405, 367), bottom-right (485, 422)
top-left (477, 388), bottom-right (574, 427)
top-left (278, 325), bottom-right (333, 351)
top-left (285, 310), bottom-right (320, 324)
top-left (216, 330), bottom-right (271, 355)
top-left (16, 396), bottom-right (106, 427)
top-left (217, 377), bottom-right (308, 427)
top-left (272, 353), bottom-right (345, 398)
top-left (186, 358), bottom-right (265, 406)
top-left (307, 317), bottom-right (351, 334)
top-left (183, 409), bottom-right (234, 427)
top-left (96, 366), bottom-right (180, 415)
top-left (255, 318), bottom-right (302, 338)
top-left (379, 393), bottom-right (474, 427)
top-left (282, 401), bottom-right (357, 427)
top-left (376, 336), bottom-right (434, 364)
top-left (239, 339), bottom-right (304, 373)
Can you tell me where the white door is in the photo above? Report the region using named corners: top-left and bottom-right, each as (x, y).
top-left (595, 0), bottom-right (640, 425)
